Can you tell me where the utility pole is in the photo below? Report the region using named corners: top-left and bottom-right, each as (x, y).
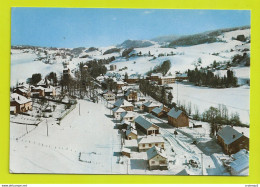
top-left (79, 103), bottom-right (81, 116)
top-left (46, 119), bottom-right (48, 136)
top-left (200, 153), bottom-right (203, 175)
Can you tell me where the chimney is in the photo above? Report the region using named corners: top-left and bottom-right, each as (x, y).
top-left (233, 135), bottom-right (236, 139)
top-left (18, 96), bottom-right (20, 100)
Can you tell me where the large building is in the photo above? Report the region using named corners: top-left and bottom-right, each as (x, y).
top-left (146, 146), bottom-right (168, 170)
top-left (217, 126), bottom-right (249, 155)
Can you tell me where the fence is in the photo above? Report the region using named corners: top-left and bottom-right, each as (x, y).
top-left (58, 104), bottom-right (76, 121)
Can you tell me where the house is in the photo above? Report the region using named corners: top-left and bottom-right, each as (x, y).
top-left (44, 85), bottom-right (56, 97)
top-left (124, 89), bottom-right (138, 102)
top-left (151, 105), bottom-right (170, 118)
top-left (135, 116), bottom-right (160, 135)
top-left (113, 99), bottom-right (134, 111)
top-left (126, 129), bottom-right (138, 140)
top-left (63, 67), bottom-right (70, 76)
top-left (120, 111), bottom-right (135, 122)
top-left (13, 88), bottom-right (30, 98)
top-left (143, 101), bottom-right (160, 113)
top-left (116, 81), bottom-right (125, 90)
top-left (149, 73), bottom-right (162, 82)
top-left (167, 107), bottom-right (189, 128)
top-left (135, 102), bottom-right (145, 110)
top-left (112, 107), bottom-right (126, 120)
top-left (119, 120), bottom-right (132, 130)
top-left (217, 126), bottom-right (249, 155)
top-left (229, 149), bottom-right (249, 175)
top-left (103, 90), bottom-right (115, 101)
top-left (122, 147), bottom-right (131, 158)
top-left (17, 82), bottom-right (30, 91)
top-left (10, 93), bottom-right (32, 113)
top-left (146, 146), bottom-right (168, 170)
top-left (31, 86), bottom-right (45, 97)
top-left (138, 135), bottom-right (165, 152)
top-left (125, 75), bottom-right (139, 84)
top-left (110, 64), bottom-right (117, 71)
top-left (37, 78), bottom-right (50, 88)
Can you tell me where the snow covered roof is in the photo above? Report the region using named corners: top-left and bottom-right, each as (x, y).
top-left (138, 135), bottom-right (164, 144)
top-left (121, 111), bottom-right (135, 118)
top-left (146, 146), bottom-right (167, 160)
top-left (151, 73), bottom-right (162, 78)
top-left (122, 147), bottom-right (131, 154)
top-left (34, 86), bottom-right (45, 90)
top-left (126, 129), bottom-right (137, 136)
top-left (124, 89), bottom-right (136, 97)
top-left (104, 90), bottom-right (115, 96)
top-left (230, 153), bottom-right (249, 173)
top-left (117, 81), bottom-right (124, 85)
top-left (135, 116), bottom-right (156, 130)
top-left (176, 73), bottom-right (188, 78)
top-left (167, 107), bottom-right (183, 119)
top-left (10, 93), bottom-right (32, 105)
top-left (37, 78), bottom-right (50, 86)
top-left (143, 101), bottom-right (160, 108)
top-left (176, 169), bottom-right (190, 175)
top-left (232, 149), bottom-right (249, 160)
top-left (112, 107), bottom-right (126, 113)
top-left (14, 88), bottom-right (27, 93)
top-left (152, 107), bottom-right (163, 114)
top-left (120, 120), bottom-right (131, 125)
top-left (113, 99), bottom-right (133, 108)
top-left (217, 126), bottom-right (243, 145)
top-left (44, 85), bottom-right (55, 92)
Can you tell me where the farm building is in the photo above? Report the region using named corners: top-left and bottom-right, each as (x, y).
top-left (167, 107), bottom-right (189, 128)
top-left (146, 146), bottom-right (168, 170)
top-left (135, 116), bottom-right (160, 135)
top-left (217, 126), bottom-right (249, 155)
top-left (151, 105), bottom-right (170, 118)
top-left (10, 93), bottom-right (32, 113)
top-left (138, 135), bottom-right (165, 152)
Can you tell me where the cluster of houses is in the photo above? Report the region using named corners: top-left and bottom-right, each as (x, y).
top-left (10, 78), bottom-right (57, 115)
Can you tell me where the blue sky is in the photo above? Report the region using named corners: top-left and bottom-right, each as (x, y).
top-left (11, 8), bottom-right (250, 48)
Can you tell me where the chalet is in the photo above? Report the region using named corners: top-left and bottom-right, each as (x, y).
top-left (37, 78), bottom-right (50, 88)
top-left (217, 126), bottom-right (249, 155)
top-left (146, 146), bottom-right (168, 170)
top-left (110, 64), bottom-right (117, 71)
top-left (143, 101), bottom-right (160, 113)
top-left (103, 90), bottom-right (115, 101)
top-left (112, 107), bottom-right (126, 120)
top-left (31, 86), bottom-right (45, 97)
top-left (44, 85), bottom-right (56, 97)
top-left (135, 116), bottom-right (160, 135)
top-left (17, 82), bottom-right (30, 91)
top-left (120, 111), bottom-right (135, 122)
top-left (138, 135), bottom-right (164, 152)
top-left (116, 81), bottom-right (124, 90)
top-left (122, 147), bottom-right (131, 158)
top-left (126, 129), bottom-right (138, 140)
top-left (167, 107), bottom-right (189, 128)
top-left (135, 102), bottom-right (145, 110)
top-left (119, 120), bottom-right (132, 130)
top-left (124, 89), bottom-right (138, 102)
top-left (125, 75), bottom-right (139, 84)
top-left (10, 93), bottom-right (32, 113)
top-left (113, 99), bottom-right (134, 111)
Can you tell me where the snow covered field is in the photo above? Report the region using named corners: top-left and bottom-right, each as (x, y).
top-left (171, 82), bottom-right (250, 124)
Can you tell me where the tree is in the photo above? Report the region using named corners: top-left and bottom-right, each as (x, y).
top-left (167, 92), bottom-right (173, 105)
top-left (31, 73), bottom-right (42, 85)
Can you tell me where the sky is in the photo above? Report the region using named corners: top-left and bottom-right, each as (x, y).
top-left (11, 8), bottom-right (251, 48)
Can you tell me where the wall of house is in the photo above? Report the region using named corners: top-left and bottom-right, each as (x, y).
top-left (121, 106), bottom-right (134, 111)
top-left (138, 142), bottom-right (164, 152)
top-left (168, 113), bottom-right (189, 127)
top-left (127, 133), bottom-right (137, 140)
top-left (113, 112), bottom-right (121, 120)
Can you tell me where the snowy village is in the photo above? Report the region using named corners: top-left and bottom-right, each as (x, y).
top-left (10, 9), bottom-right (250, 176)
